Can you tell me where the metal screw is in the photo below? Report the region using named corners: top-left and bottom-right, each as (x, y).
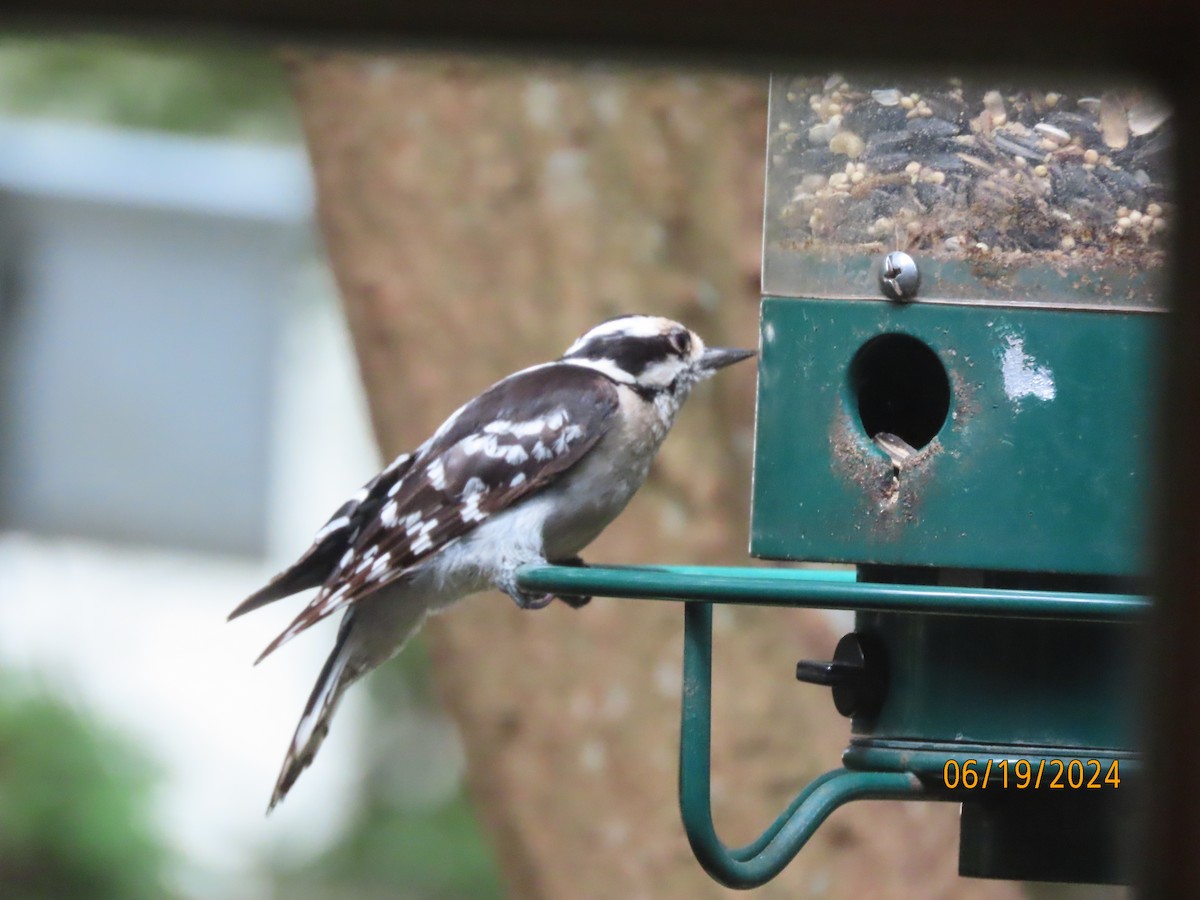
top-left (880, 251), bottom-right (920, 302)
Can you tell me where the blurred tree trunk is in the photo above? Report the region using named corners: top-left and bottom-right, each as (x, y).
top-left (289, 51), bottom-right (1020, 900)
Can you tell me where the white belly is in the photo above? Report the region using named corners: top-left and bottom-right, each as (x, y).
top-left (538, 443), bottom-right (652, 559)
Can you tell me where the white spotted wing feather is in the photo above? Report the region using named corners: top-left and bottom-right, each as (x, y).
top-left (251, 365), bottom-right (620, 662)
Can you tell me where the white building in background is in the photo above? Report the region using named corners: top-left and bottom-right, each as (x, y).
top-left (0, 118), bottom-right (311, 553)
top-left (0, 120), bottom-right (465, 897)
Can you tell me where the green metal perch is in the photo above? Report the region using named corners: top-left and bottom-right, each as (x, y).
top-left (516, 564), bottom-right (1149, 888)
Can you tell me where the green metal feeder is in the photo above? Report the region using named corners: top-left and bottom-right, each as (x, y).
top-left (520, 72), bottom-right (1166, 888)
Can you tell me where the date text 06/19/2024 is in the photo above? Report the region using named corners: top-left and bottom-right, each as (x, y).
top-left (941, 758), bottom-right (1122, 790)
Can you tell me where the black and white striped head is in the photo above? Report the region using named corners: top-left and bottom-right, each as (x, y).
top-left (561, 315), bottom-right (755, 398)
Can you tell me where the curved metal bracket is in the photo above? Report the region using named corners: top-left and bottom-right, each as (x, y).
top-left (513, 565), bottom-right (1145, 887)
top-left (679, 602), bottom-right (928, 889)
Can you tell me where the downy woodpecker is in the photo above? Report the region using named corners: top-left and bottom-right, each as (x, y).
top-left (230, 314), bottom-right (755, 810)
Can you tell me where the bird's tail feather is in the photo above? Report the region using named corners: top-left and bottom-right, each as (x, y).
top-left (266, 597), bottom-right (430, 812)
top-left (267, 615), bottom-right (357, 813)
top-left (229, 560), bottom-right (327, 621)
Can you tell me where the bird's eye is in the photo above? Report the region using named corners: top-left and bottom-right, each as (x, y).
top-left (670, 331), bottom-right (692, 356)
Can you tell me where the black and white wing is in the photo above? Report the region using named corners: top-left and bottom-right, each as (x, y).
top-left (227, 451), bottom-right (418, 621)
top-left (247, 364), bottom-right (621, 662)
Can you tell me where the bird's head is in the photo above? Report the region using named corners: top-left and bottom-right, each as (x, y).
top-left (561, 315), bottom-right (756, 399)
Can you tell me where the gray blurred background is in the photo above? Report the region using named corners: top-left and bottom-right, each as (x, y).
top-left (0, 36), bottom-right (500, 900)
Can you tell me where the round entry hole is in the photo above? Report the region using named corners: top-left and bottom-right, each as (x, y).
top-left (848, 334), bottom-right (950, 450)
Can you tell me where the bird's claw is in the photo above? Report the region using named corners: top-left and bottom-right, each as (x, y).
top-left (508, 588), bottom-right (590, 610)
top-left (502, 558), bottom-right (591, 610)
top-left (550, 556), bottom-right (591, 609)
top-left (499, 575), bottom-right (555, 610)
top-left (555, 593), bottom-right (592, 609)
top-left (516, 591), bottom-right (556, 610)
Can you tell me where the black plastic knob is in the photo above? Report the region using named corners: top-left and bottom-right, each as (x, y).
top-left (795, 632), bottom-right (887, 719)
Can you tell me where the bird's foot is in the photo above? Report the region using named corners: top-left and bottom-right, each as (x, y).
top-left (498, 569), bottom-right (556, 610)
top-left (515, 590), bottom-right (556, 610)
top-left (555, 594), bottom-right (592, 609)
top-left (498, 559), bottom-right (590, 610)
top-left (549, 556), bottom-right (592, 609)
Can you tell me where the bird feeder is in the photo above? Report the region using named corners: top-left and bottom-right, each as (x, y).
top-left (519, 73), bottom-right (1165, 888)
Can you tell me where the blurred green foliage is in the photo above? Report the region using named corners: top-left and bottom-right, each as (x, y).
top-left (0, 35), bottom-right (299, 141)
top-left (277, 790), bottom-right (504, 900)
top-left (0, 680), bottom-right (172, 900)
top-left (0, 35), bottom-right (505, 897)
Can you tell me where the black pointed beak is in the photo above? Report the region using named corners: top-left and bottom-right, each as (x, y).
top-left (699, 346), bottom-right (756, 371)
